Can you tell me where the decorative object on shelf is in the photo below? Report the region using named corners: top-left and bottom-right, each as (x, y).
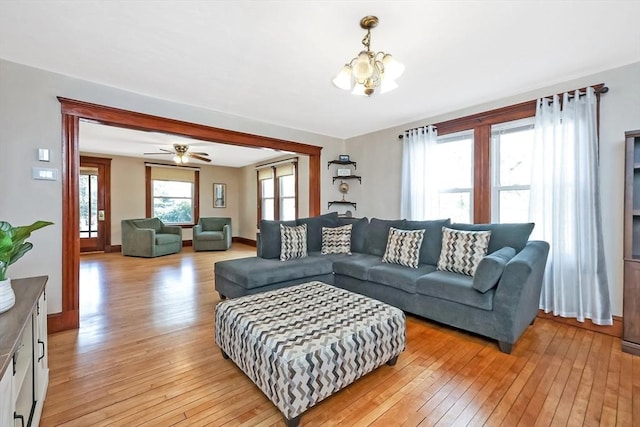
top-left (339, 154), bottom-right (350, 162)
top-left (339, 181), bottom-right (350, 201)
top-left (332, 15), bottom-right (405, 97)
top-left (0, 220), bottom-right (53, 313)
top-left (213, 183), bottom-right (226, 208)
top-left (337, 168), bottom-right (351, 177)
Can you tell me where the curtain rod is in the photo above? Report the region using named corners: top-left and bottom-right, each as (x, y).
top-left (144, 162), bottom-right (201, 171)
top-left (398, 84), bottom-right (609, 139)
top-left (255, 157), bottom-right (298, 170)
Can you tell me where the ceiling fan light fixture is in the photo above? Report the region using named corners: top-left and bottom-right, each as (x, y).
top-left (332, 16), bottom-right (403, 97)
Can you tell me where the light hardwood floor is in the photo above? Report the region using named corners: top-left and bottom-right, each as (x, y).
top-left (41, 245), bottom-right (639, 426)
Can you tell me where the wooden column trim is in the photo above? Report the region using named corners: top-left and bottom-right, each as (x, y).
top-left (57, 97), bottom-right (322, 333)
top-left (59, 113), bottom-right (80, 331)
top-left (473, 125), bottom-right (491, 223)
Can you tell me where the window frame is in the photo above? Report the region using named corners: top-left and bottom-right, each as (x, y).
top-left (412, 84), bottom-right (604, 223)
top-left (490, 117), bottom-right (535, 223)
top-left (257, 160), bottom-right (298, 224)
top-left (145, 165), bottom-right (200, 226)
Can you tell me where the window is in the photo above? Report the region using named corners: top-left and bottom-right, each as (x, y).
top-left (260, 176), bottom-right (275, 221)
top-left (79, 169), bottom-right (98, 238)
top-left (152, 180), bottom-right (193, 223)
top-left (257, 159), bottom-right (298, 222)
top-left (406, 88), bottom-right (601, 224)
top-left (491, 118), bottom-right (535, 223)
top-left (146, 165), bottom-right (199, 225)
top-left (434, 131), bottom-right (474, 223)
top-left (279, 174), bottom-right (296, 221)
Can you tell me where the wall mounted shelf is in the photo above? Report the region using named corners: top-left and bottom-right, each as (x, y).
top-left (332, 175), bottom-right (362, 184)
top-left (328, 201), bottom-right (357, 210)
top-left (327, 160), bottom-right (357, 169)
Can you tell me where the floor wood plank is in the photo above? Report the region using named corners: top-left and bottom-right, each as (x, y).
top-left (39, 248), bottom-right (639, 426)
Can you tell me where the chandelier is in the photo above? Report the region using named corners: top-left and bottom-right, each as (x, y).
top-left (332, 16), bottom-right (404, 96)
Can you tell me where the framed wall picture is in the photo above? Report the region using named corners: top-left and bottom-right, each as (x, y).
top-left (339, 154), bottom-right (350, 162)
top-left (213, 183), bottom-right (226, 208)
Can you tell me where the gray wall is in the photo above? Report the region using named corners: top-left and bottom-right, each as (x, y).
top-left (0, 59), bottom-right (343, 314)
top-left (346, 61), bottom-right (640, 316)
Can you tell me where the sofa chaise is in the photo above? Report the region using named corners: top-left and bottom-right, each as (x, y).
top-left (214, 212), bottom-right (549, 353)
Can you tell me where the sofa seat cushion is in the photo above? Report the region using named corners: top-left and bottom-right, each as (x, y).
top-left (155, 233), bottom-right (181, 245)
top-left (368, 263), bottom-right (436, 294)
top-left (215, 256), bottom-right (334, 290)
top-left (332, 253), bottom-right (383, 281)
top-left (195, 231), bottom-right (225, 241)
top-left (416, 271), bottom-right (494, 311)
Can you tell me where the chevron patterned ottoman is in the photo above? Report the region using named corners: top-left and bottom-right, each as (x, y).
top-left (214, 281), bottom-right (405, 427)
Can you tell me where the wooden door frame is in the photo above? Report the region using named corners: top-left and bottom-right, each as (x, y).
top-left (79, 156), bottom-right (112, 253)
top-left (53, 97), bottom-right (322, 333)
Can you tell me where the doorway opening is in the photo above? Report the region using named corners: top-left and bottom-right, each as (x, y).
top-left (79, 156), bottom-right (111, 253)
top-left (53, 97), bottom-right (322, 333)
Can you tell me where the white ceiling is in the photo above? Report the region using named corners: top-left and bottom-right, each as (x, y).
top-left (79, 120), bottom-right (292, 167)
top-left (1, 1), bottom-right (639, 141)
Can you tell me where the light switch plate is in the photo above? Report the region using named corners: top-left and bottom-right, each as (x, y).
top-left (32, 167), bottom-right (58, 181)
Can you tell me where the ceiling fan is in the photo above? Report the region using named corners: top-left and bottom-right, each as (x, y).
top-left (144, 144), bottom-right (211, 164)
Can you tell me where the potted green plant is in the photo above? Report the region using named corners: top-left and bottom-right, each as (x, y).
top-left (0, 220), bottom-right (53, 314)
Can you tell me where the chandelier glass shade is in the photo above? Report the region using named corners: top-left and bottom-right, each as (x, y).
top-left (332, 16), bottom-right (404, 96)
top-left (173, 153), bottom-right (189, 164)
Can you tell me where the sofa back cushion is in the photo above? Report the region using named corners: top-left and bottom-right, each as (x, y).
top-left (337, 217), bottom-right (369, 253)
top-left (200, 217), bottom-right (230, 231)
top-left (449, 222), bottom-right (534, 253)
top-left (297, 212), bottom-right (339, 252)
top-left (403, 218), bottom-right (451, 265)
top-left (259, 219), bottom-right (297, 259)
top-left (365, 218), bottom-right (406, 256)
top-left (132, 218), bottom-right (162, 231)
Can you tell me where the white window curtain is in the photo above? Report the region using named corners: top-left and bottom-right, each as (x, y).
top-left (529, 87), bottom-right (612, 325)
top-left (401, 125), bottom-right (438, 220)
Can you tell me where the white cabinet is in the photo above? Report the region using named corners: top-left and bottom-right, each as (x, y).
top-left (0, 276), bottom-right (48, 427)
top-left (33, 291), bottom-right (48, 424)
top-left (0, 366), bottom-right (11, 427)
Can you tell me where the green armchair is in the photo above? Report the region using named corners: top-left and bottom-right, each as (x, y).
top-left (193, 217), bottom-right (232, 251)
top-left (121, 218), bottom-right (182, 257)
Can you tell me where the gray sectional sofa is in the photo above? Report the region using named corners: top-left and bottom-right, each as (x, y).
top-left (214, 212), bottom-right (549, 353)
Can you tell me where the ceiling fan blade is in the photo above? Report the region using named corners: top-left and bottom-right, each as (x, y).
top-left (143, 148), bottom-right (175, 155)
top-left (188, 153), bottom-right (212, 162)
top-left (190, 152), bottom-right (209, 156)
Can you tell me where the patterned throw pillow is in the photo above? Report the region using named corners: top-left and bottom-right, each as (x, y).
top-left (437, 227), bottom-right (491, 276)
top-left (382, 227), bottom-right (425, 268)
top-left (321, 224), bottom-right (352, 255)
top-left (280, 224), bottom-right (308, 261)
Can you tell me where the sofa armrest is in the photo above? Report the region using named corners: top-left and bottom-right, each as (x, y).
top-left (223, 224), bottom-right (232, 247)
top-left (122, 225), bottom-right (155, 256)
top-left (492, 240), bottom-right (550, 343)
top-left (193, 224), bottom-right (203, 237)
